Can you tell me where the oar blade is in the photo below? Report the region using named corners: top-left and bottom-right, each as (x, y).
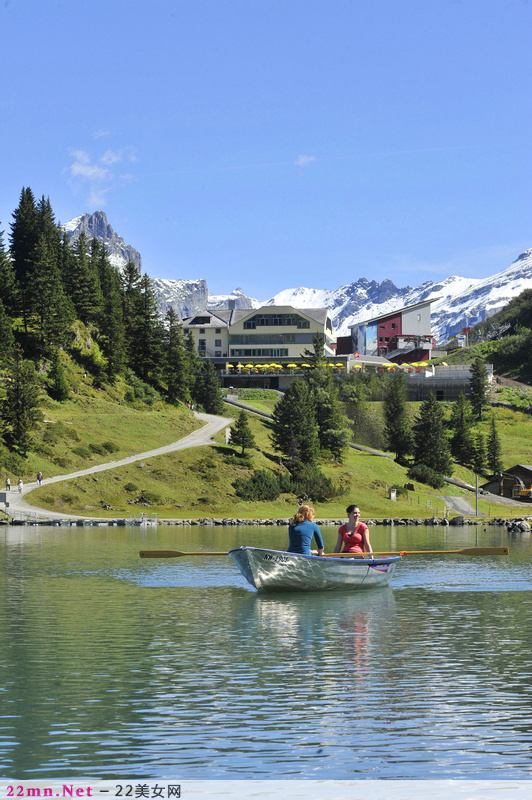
top-left (457, 546), bottom-right (509, 556)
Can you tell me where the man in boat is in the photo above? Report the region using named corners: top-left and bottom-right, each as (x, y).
top-left (287, 505), bottom-right (325, 556)
top-left (333, 504), bottom-right (373, 555)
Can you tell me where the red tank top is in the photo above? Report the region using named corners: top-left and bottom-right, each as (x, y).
top-left (338, 522), bottom-right (368, 553)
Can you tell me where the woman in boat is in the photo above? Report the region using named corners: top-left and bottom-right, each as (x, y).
top-left (333, 504), bottom-right (373, 556)
top-left (287, 504), bottom-right (325, 556)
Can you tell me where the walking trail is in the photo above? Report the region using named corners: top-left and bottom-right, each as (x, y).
top-left (4, 411), bottom-right (233, 521)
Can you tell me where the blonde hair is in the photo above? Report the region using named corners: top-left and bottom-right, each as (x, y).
top-left (292, 504), bottom-right (315, 525)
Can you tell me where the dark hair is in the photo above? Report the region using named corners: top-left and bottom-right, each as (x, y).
top-left (346, 504), bottom-right (360, 515)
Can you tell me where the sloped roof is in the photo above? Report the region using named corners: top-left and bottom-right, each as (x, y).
top-left (350, 297), bottom-right (442, 328)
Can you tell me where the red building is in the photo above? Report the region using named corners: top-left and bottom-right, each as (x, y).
top-left (348, 299), bottom-right (438, 363)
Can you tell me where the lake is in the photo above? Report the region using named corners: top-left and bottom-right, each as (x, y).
top-left (1, 523), bottom-right (531, 781)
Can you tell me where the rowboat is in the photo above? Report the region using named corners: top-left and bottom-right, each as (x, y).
top-left (228, 546), bottom-right (401, 593)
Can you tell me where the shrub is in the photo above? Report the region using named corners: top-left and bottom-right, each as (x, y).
top-left (53, 456), bottom-right (72, 468)
top-left (124, 482), bottom-right (138, 492)
top-left (88, 442), bottom-right (106, 455)
top-left (234, 469), bottom-right (281, 501)
top-left (389, 483), bottom-right (409, 497)
top-left (290, 464), bottom-right (341, 502)
top-left (72, 446), bottom-right (91, 459)
top-left (102, 441), bottom-right (120, 453)
top-left (225, 452), bottom-right (252, 467)
top-left (42, 424), bottom-right (60, 444)
top-left (138, 490), bottom-right (162, 505)
top-left (3, 453), bottom-right (27, 474)
top-left (407, 463), bottom-right (445, 489)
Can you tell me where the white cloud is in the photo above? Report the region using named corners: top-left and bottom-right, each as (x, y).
top-left (101, 147), bottom-right (137, 166)
top-left (295, 154), bottom-right (316, 167)
top-left (67, 146), bottom-right (137, 207)
top-left (70, 150), bottom-right (111, 181)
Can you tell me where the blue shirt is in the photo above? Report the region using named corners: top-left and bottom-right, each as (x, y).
top-left (287, 520), bottom-right (325, 555)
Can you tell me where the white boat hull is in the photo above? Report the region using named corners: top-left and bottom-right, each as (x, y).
top-left (228, 547), bottom-right (400, 593)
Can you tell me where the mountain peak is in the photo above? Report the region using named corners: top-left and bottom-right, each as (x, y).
top-left (62, 211), bottom-right (142, 272)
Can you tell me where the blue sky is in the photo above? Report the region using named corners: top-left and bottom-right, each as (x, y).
top-left (1, 0), bottom-right (530, 299)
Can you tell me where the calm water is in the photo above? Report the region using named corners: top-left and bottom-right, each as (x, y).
top-left (1, 523), bottom-right (532, 780)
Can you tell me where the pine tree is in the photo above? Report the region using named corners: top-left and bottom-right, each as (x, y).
top-left (28, 235), bottom-right (74, 357)
top-left (383, 372), bottom-right (413, 462)
top-left (163, 308), bottom-right (189, 403)
top-left (0, 226), bottom-right (16, 312)
top-left (472, 431), bottom-right (487, 475)
top-left (470, 357), bottom-right (490, 420)
top-left (0, 299), bottom-right (15, 367)
top-left (303, 334), bottom-right (348, 460)
top-left (129, 274), bottom-right (164, 385)
top-left (121, 260), bottom-right (143, 368)
top-left (36, 195), bottom-right (61, 264)
top-left (270, 379), bottom-right (320, 466)
top-left (412, 392), bottom-right (452, 475)
top-left (97, 246), bottom-right (126, 382)
top-left (48, 349), bottom-right (69, 401)
top-left (229, 410), bottom-right (256, 454)
top-left (1, 347), bottom-right (43, 456)
top-left (449, 392), bottom-right (476, 465)
top-left (487, 414), bottom-right (503, 477)
top-left (68, 233), bottom-right (103, 323)
top-left (194, 359), bottom-right (224, 413)
top-left (9, 187), bottom-right (39, 328)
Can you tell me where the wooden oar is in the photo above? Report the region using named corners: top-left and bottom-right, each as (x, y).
top-left (139, 546), bottom-right (508, 558)
top-left (140, 550), bottom-right (229, 557)
top-left (329, 546), bottom-right (509, 557)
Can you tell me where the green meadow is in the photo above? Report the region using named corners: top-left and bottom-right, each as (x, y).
top-left (18, 383), bottom-right (532, 521)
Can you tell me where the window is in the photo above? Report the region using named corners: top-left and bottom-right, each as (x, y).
top-left (215, 328), bottom-right (221, 334)
top-left (215, 339), bottom-right (221, 347)
top-left (391, 323), bottom-right (396, 329)
top-left (198, 339), bottom-right (206, 351)
top-left (215, 351), bottom-right (221, 357)
top-left (199, 328), bottom-right (205, 334)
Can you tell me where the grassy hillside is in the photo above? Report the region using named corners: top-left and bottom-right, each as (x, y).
top-left (20, 379), bottom-right (532, 520)
top-left (1, 356), bottom-right (201, 486)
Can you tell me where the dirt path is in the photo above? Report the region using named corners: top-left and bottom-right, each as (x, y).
top-left (5, 411), bottom-right (233, 520)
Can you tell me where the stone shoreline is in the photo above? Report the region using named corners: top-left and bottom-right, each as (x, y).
top-left (159, 515), bottom-right (532, 530)
top-left (5, 514), bottom-right (531, 531)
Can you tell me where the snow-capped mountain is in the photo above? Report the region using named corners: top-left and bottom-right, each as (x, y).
top-left (208, 287), bottom-right (261, 311)
top-left (152, 277), bottom-right (208, 319)
top-left (63, 211), bottom-right (142, 272)
top-left (264, 249), bottom-right (532, 343)
top-left (63, 212), bottom-right (532, 344)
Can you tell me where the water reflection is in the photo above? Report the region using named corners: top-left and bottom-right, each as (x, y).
top-left (1, 524), bottom-right (532, 779)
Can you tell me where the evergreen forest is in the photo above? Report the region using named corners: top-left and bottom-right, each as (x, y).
top-left (1, 186), bottom-right (531, 518)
